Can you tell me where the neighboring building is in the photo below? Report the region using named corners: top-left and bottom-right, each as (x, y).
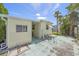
top-left (33, 20), bottom-right (52, 39)
top-left (68, 8), bottom-right (79, 38)
top-left (74, 9), bottom-right (79, 38)
top-left (67, 4), bottom-right (79, 38)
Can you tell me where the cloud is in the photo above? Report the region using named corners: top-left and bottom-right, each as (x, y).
top-left (36, 13), bottom-right (40, 16)
top-left (37, 16), bottom-right (46, 19)
top-left (31, 3), bottom-right (60, 16)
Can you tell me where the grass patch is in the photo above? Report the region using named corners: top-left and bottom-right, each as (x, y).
top-left (52, 32), bottom-right (61, 35)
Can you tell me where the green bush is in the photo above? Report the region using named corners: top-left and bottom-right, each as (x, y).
top-left (0, 3), bottom-right (8, 43)
top-left (0, 19), bottom-right (6, 43)
top-left (52, 32), bottom-right (61, 35)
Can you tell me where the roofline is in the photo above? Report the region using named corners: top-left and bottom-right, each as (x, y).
top-left (0, 14), bottom-right (32, 22)
top-left (38, 20), bottom-right (53, 24)
top-left (0, 14), bottom-right (53, 24)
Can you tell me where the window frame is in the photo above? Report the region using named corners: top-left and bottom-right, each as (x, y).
top-left (16, 25), bottom-right (27, 32)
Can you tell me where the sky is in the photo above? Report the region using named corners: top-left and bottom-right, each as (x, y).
top-left (4, 3), bottom-right (70, 25)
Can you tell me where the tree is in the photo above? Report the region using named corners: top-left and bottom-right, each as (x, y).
top-left (0, 3), bottom-right (8, 14)
top-left (0, 3), bottom-right (8, 43)
top-left (66, 3), bottom-right (79, 37)
top-left (66, 3), bottom-right (79, 12)
top-left (54, 10), bottom-right (62, 33)
top-left (60, 15), bottom-right (70, 35)
top-left (0, 19), bottom-right (6, 42)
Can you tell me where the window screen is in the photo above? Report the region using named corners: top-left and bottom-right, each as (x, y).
top-left (16, 25), bottom-right (22, 32)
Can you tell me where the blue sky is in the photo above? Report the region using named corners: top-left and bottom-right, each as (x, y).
top-left (4, 3), bottom-right (70, 25)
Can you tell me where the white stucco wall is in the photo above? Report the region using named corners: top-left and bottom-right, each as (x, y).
top-left (6, 16), bottom-right (32, 49)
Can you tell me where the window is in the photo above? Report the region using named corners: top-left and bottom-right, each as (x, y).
top-left (16, 25), bottom-right (22, 32)
top-left (23, 25), bottom-right (27, 32)
top-left (46, 24), bottom-right (49, 30)
top-left (16, 25), bottom-right (27, 32)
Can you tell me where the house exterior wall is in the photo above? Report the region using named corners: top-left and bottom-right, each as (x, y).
top-left (39, 21), bottom-right (52, 38)
top-left (33, 20), bottom-right (52, 38)
top-left (33, 22), bottom-right (40, 38)
top-left (6, 17), bottom-right (32, 49)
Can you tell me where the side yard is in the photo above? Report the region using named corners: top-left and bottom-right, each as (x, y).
top-left (19, 36), bottom-right (78, 56)
top-left (1, 35), bottom-right (79, 56)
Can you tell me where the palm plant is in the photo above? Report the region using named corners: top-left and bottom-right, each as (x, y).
top-left (54, 10), bottom-right (62, 33)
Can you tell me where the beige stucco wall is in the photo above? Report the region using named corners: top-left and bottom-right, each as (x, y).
top-left (33, 22), bottom-right (40, 38)
top-left (6, 16), bottom-right (32, 49)
top-left (39, 21), bottom-right (52, 38)
top-left (33, 20), bottom-right (52, 38)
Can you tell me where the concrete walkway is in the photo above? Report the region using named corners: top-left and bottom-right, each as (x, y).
top-left (19, 36), bottom-right (78, 56)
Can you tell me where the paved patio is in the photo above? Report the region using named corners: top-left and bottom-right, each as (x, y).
top-left (19, 36), bottom-right (78, 56)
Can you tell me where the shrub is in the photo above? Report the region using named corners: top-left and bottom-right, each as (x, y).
top-left (52, 32), bottom-right (61, 35)
top-left (0, 19), bottom-right (6, 43)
